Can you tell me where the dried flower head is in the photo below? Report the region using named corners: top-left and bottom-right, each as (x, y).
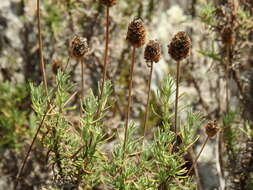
top-left (126, 18), bottom-right (146, 48)
top-left (168, 31), bottom-right (191, 61)
top-left (221, 26), bottom-right (235, 45)
top-left (99, 0), bottom-right (117, 7)
top-left (144, 40), bottom-right (161, 63)
top-left (69, 35), bottom-right (89, 59)
top-left (205, 120), bottom-right (219, 137)
top-left (52, 59), bottom-right (63, 75)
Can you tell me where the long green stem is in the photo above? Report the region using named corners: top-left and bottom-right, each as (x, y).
top-left (123, 47), bottom-right (136, 157)
top-left (143, 61), bottom-right (153, 142)
top-left (37, 0), bottom-right (48, 96)
top-left (174, 61), bottom-right (181, 134)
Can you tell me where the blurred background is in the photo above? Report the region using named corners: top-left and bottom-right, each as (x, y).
top-left (0, 0), bottom-right (252, 189)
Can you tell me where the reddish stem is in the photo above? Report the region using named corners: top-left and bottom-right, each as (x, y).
top-left (174, 61), bottom-right (181, 134)
top-left (37, 0), bottom-right (48, 96)
top-left (143, 61), bottom-right (153, 141)
top-left (123, 47), bottom-right (136, 157)
top-left (100, 6), bottom-right (110, 99)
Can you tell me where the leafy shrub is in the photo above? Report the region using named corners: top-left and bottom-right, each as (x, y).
top-left (0, 82), bottom-right (29, 150)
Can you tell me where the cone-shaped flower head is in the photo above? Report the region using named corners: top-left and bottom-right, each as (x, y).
top-left (99, 0), bottom-right (117, 7)
top-left (69, 35), bottom-right (89, 59)
top-left (168, 31), bottom-right (191, 61)
top-left (144, 40), bottom-right (161, 63)
top-left (205, 120), bottom-right (219, 138)
top-left (126, 18), bottom-right (146, 48)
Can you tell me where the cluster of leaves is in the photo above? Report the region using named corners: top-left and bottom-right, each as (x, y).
top-left (29, 73), bottom-right (204, 189)
top-left (30, 71), bottom-right (112, 188)
top-left (104, 77), bottom-right (204, 190)
top-left (0, 82), bottom-right (30, 150)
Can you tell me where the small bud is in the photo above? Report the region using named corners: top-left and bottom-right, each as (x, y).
top-left (205, 120), bottom-right (219, 138)
top-left (126, 18), bottom-right (146, 48)
top-left (52, 59), bottom-right (63, 75)
top-left (69, 35), bottom-right (89, 60)
top-left (99, 0), bottom-right (117, 7)
top-left (144, 40), bottom-right (161, 63)
top-left (221, 26), bottom-right (235, 45)
top-left (168, 31), bottom-right (191, 61)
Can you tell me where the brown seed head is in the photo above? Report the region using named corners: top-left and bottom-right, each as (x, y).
top-left (69, 35), bottom-right (89, 60)
top-left (144, 40), bottom-right (161, 63)
top-left (205, 120), bottom-right (219, 138)
top-left (126, 18), bottom-right (146, 48)
top-left (168, 31), bottom-right (191, 61)
top-left (99, 0), bottom-right (117, 7)
top-left (221, 26), bottom-right (235, 45)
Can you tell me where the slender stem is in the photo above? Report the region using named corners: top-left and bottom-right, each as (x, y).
top-left (63, 56), bottom-right (70, 73)
top-left (52, 113), bottom-right (63, 177)
top-left (217, 131), bottom-right (225, 189)
top-left (15, 103), bottom-right (54, 187)
top-left (143, 62), bottom-right (153, 142)
top-left (123, 47), bottom-right (136, 157)
top-left (188, 136), bottom-right (209, 175)
top-left (63, 91), bottom-right (78, 107)
top-left (100, 6), bottom-right (110, 99)
top-left (174, 61), bottom-right (181, 134)
top-left (70, 145), bottom-right (85, 160)
top-left (81, 59), bottom-right (84, 100)
top-left (225, 45), bottom-right (230, 112)
top-left (37, 0), bottom-right (48, 96)
top-left (67, 0), bottom-right (74, 33)
top-left (96, 6), bottom-right (110, 119)
top-left (80, 59), bottom-right (84, 117)
top-left (189, 147), bottom-right (203, 190)
top-left (15, 57), bottom-right (71, 188)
